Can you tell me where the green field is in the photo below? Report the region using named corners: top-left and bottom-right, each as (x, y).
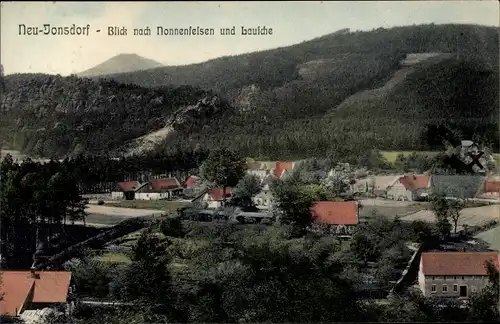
top-left (379, 151), bottom-right (439, 163)
top-left (104, 200), bottom-right (190, 212)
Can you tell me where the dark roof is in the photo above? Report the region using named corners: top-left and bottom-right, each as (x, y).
top-left (431, 175), bottom-right (485, 198)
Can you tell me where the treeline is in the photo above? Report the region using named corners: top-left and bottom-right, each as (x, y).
top-left (0, 154), bottom-right (87, 268)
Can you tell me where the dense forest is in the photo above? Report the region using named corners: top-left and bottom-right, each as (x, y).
top-left (0, 24), bottom-right (498, 159)
top-left (0, 74), bottom-right (226, 157)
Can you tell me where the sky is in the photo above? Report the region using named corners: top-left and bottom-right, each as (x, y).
top-left (1, 1), bottom-right (498, 75)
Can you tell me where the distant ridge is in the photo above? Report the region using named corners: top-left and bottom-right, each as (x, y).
top-left (78, 53), bottom-right (164, 77)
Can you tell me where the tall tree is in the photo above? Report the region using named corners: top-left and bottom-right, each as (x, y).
top-left (231, 174), bottom-right (263, 209)
top-left (200, 148), bottom-right (246, 206)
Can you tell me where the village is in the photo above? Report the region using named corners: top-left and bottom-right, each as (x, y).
top-left (1, 138), bottom-right (500, 323)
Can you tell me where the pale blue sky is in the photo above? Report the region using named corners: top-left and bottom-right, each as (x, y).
top-left (1, 1), bottom-right (498, 75)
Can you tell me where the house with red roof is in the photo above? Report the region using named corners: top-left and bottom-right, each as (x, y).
top-left (110, 178), bottom-right (183, 200)
top-left (134, 177), bottom-right (183, 200)
top-left (192, 187), bottom-right (233, 208)
top-left (111, 181), bottom-right (147, 200)
top-left (271, 161), bottom-right (295, 179)
top-left (183, 175), bottom-right (207, 198)
top-left (0, 270), bottom-right (73, 318)
top-left (386, 175), bottom-right (431, 201)
top-left (418, 251), bottom-right (500, 298)
top-left (310, 201), bottom-right (359, 235)
top-left (184, 175), bottom-right (200, 188)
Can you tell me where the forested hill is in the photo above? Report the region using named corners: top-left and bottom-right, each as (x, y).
top-left (0, 23), bottom-right (498, 160)
top-left (102, 24), bottom-right (498, 99)
top-left (0, 74), bottom-right (231, 158)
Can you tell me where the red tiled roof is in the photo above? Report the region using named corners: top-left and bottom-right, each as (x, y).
top-left (118, 181), bottom-right (139, 192)
top-left (310, 201), bottom-right (358, 225)
top-left (484, 180), bottom-right (500, 193)
top-left (399, 175), bottom-right (430, 191)
top-left (273, 161), bottom-right (294, 178)
top-left (207, 187), bottom-right (232, 201)
top-left (421, 252), bottom-right (500, 276)
top-left (0, 271), bottom-right (71, 316)
top-left (150, 178), bottom-right (181, 191)
top-left (184, 175), bottom-right (200, 187)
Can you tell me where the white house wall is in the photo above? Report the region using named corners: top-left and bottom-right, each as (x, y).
top-left (387, 182), bottom-right (412, 201)
top-left (111, 191), bottom-right (124, 200)
top-left (135, 192), bottom-right (167, 200)
top-left (418, 261), bottom-right (426, 296)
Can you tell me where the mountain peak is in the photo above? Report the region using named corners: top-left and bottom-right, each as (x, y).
top-left (78, 53), bottom-right (164, 77)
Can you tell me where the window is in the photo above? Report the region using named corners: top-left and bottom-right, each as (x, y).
top-left (442, 285), bottom-right (448, 293)
top-left (431, 285), bottom-right (437, 293)
top-left (443, 276), bottom-right (447, 280)
top-left (432, 276), bottom-right (435, 280)
top-left (453, 284), bottom-right (458, 292)
top-left (462, 276), bottom-right (465, 280)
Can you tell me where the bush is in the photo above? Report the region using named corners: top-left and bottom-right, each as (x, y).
top-left (159, 216), bottom-right (184, 238)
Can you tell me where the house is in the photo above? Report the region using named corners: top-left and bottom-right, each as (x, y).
top-left (253, 183), bottom-right (274, 209)
top-left (110, 178), bottom-right (183, 200)
top-left (310, 201), bottom-right (359, 235)
top-left (0, 270), bottom-right (73, 318)
top-left (134, 178), bottom-right (183, 200)
top-left (478, 178), bottom-right (500, 199)
top-left (110, 181), bottom-right (147, 200)
top-left (353, 176), bottom-right (400, 197)
top-left (271, 161), bottom-right (294, 179)
top-left (183, 175), bottom-right (206, 198)
top-left (418, 252), bottom-right (500, 298)
top-left (246, 162), bottom-right (269, 181)
top-left (184, 175), bottom-right (200, 188)
top-left (430, 175), bottom-right (485, 199)
top-left (192, 187), bottom-right (233, 208)
top-left (386, 175), bottom-right (431, 201)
